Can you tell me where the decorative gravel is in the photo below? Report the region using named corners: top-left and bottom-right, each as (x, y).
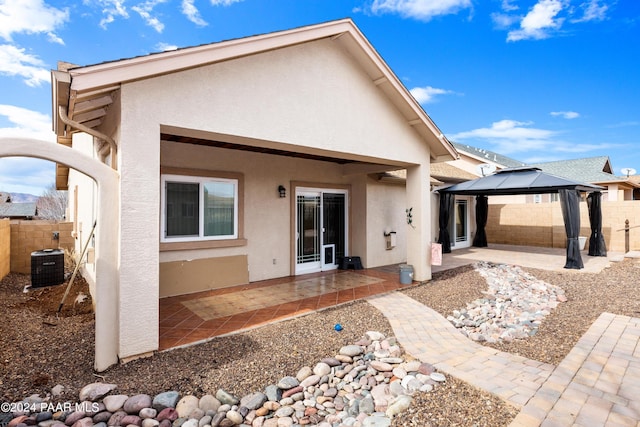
top-left (2, 257), bottom-right (638, 426)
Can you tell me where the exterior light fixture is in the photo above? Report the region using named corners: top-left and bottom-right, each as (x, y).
top-left (278, 185), bottom-right (286, 198)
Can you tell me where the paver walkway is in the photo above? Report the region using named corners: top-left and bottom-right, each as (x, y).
top-left (367, 292), bottom-right (555, 408)
top-left (367, 292), bottom-right (640, 426)
top-left (511, 313), bottom-right (640, 427)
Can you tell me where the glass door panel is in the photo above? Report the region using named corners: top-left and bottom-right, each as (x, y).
top-left (322, 193), bottom-right (346, 270)
top-left (296, 193), bottom-right (321, 272)
top-left (295, 189), bottom-right (348, 274)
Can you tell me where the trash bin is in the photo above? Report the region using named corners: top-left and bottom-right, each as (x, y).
top-left (578, 236), bottom-right (587, 250)
top-left (399, 264), bottom-right (414, 285)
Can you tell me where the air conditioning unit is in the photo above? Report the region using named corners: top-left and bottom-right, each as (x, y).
top-left (31, 249), bottom-right (65, 288)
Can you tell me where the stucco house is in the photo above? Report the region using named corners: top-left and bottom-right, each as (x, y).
top-left (50, 19), bottom-right (457, 370)
top-left (529, 157), bottom-right (640, 202)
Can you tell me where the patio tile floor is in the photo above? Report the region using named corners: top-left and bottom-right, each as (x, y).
top-left (158, 267), bottom-right (408, 350)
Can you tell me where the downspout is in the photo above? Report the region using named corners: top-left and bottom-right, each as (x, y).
top-left (58, 105), bottom-right (118, 170)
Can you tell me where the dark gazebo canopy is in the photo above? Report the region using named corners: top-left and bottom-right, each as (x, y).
top-left (437, 167), bottom-right (607, 269)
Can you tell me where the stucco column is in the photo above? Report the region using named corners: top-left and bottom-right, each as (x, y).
top-left (406, 164), bottom-right (432, 282)
top-left (117, 107), bottom-right (160, 360)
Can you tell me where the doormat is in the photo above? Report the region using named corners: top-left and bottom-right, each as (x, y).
top-left (181, 272), bottom-right (384, 320)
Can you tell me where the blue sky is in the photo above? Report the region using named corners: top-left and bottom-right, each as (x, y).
top-left (0, 0), bottom-right (638, 195)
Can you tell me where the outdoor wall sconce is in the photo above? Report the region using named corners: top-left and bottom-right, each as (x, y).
top-left (384, 229), bottom-right (397, 250)
top-left (278, 185), bottom-right (286, 198)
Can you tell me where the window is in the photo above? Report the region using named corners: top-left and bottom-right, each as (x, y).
top-left (533, 194), bottom-right (542, 203)
top-left (161, 174), bottom-right (237, 242)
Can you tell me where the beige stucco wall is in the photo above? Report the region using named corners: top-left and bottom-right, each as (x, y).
top-left (159, 141), bottom-right (411, 295)
top-left (66, 133), bottom-right (99, 295)
top-left (112, 35), bottom-right (436, 360)
top-left (0, 219), bottom-right (9, 279)
top-left (486, 201), bottom-right (640, 252)
top-left (365, 177), bottom-right (407, 267)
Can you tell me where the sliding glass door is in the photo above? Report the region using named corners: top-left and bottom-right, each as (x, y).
top-left (295, 188), bottom-right (347, 274)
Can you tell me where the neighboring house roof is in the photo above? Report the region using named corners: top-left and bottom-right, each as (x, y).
top-left (52, 18), bottom-right (457, 164)
top-left (430, 162), bottom-right (478, 183)
top-left (0, 202), bottom-right (37, 218)
top-left (529, 156), bottom-right (639, 187)
top-left (0, 192), bottom-right (10, 203)
top-left (451, 142), bottom-right (525, 169)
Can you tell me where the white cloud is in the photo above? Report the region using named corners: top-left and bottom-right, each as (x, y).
top-left (449, 119), bottom-right (558, 154)
top-left (210, 0), bottom-right (244, 5)
top-left (182, 0), bottom-right (208, 26)
top-left (449, 119), bottom-right (622, 158)
top-left (507, 0), bottom-right (566, 42)
top-left (501, 0), bottom-right (519, 12)
top-left (0, 0), bottom-right (68, 42)
top-left (491, 12), bottom-right (520, 29)
top-left (86, 0), bottom-right (130, 29)
top-left (155, 42), bottom-right (178, 51)
top-left (132, 0), bottom-right (167, 33)
top-left (410, 85), bottom-right (453, 104)
top-left (0, 104), bottom-right (55, 141)
top-left (0, 104), bottom-right (57, 195)
top-left (572, 0), bottom-right (609, 23)
top-left (551, 111), bottom-right (580, 119)
top-left (369, 0), bottom-right (472, 21)
top-left (0, 157), bottom-right (56, 196)
top-left (0, 44), bottom-right (50, 87)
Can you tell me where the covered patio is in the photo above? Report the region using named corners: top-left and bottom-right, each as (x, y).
top-left (158, 242), bottom-right (622, 351)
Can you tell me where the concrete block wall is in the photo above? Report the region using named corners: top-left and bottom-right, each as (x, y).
top-left (0, 219), bottom-right (9, 279)
top-left (10, 221), bottom-right (74, 274)
top-left (486, 201), bottom-right (640, 252)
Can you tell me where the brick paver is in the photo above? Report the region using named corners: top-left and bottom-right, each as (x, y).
top-left (511, 313), bottom-right (640, 427)
top-left (367, 292), bottom-right (554, 409)
top-left (367, 292), bottom-right (640, 426)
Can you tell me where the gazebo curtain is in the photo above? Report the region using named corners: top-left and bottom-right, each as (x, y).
top-left (559, 189), bottom-right (583, 269)
top-left (472, 195), bottom-right (488, 247)
top-left (587, 192), bottom-right (607, 256)
top-left (438, 192), bottom-right (453, 253)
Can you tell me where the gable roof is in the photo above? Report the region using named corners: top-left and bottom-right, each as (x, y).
top-left (430, 162), bottom-right (478, 183)
top-left (451, 142), bottom-right (525, 169)
top-left (439, 167), bottom-right (604, 196)
top-left (0, 202), bottom-right (37, 218)
top-left (529, 156), bottom-right (630, 185)
top-left (52, 18), bottom-right (456, 162)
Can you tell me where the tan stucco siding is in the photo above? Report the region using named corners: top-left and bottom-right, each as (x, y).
top-left (121, 38), bottom-right (427, 165)
top-left (159, 255), bottom-right (249, 297)
top-left (159, 141), bottom-right (356, 288)
top-left (365, 177), bottom-right (407, 267)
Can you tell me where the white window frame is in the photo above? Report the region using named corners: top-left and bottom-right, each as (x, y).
top-left (161, 174), bottom-right (238, 243)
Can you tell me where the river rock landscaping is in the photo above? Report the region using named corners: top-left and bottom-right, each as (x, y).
top-left (446, 261), bottom-right (567, 343)
top-left (4, 331), bottom-right (444, 427)
top-left (3, 258), bottom-right (639, 426)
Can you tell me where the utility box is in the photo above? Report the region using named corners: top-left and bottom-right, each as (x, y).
top-left (31, 249), bottom-right (65, 288)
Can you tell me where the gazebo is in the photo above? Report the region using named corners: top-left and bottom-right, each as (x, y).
top-left (437, 167), bottom-right (607, 269)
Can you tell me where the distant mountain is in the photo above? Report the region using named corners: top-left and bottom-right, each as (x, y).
top-left (8, 193), bottom-right (39, 203)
